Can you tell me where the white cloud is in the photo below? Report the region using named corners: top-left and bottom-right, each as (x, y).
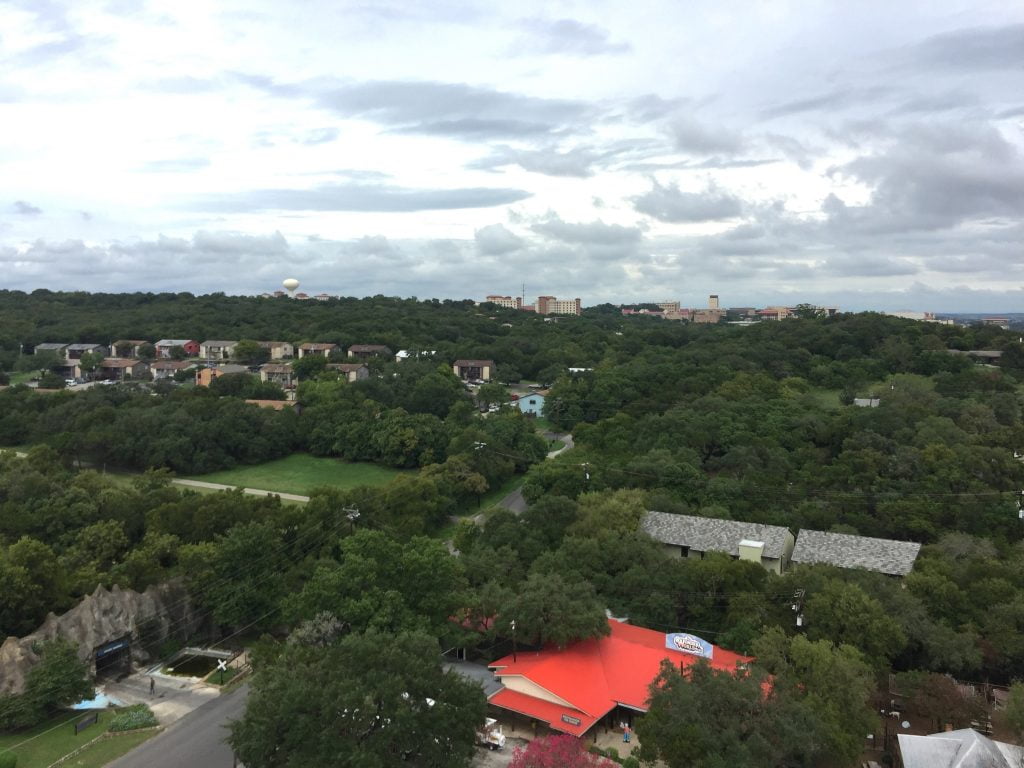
top-left (0, 0), bottom-right (1022, 310)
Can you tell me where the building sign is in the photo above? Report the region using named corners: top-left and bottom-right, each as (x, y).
top-left (665, 632), bottom-right (713, 659)
top-left (95, 637), bottom-right (130, 659)
top-left (561, 714), bottom-right (582, 727)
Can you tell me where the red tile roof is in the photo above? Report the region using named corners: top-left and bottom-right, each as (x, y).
top-left (488, 619), bottom-right (752, 736)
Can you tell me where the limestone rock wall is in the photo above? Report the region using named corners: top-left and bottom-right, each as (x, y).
top-left (0, 581), bottom-right (198, 696)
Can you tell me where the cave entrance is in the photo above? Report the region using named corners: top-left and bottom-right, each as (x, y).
top-left (94, 634), bottom-right (132, 680)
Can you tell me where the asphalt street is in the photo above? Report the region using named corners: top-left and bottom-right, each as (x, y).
top-left (108, 683), bottom-right (249, 768)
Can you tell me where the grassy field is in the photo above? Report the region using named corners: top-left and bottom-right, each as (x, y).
top-left (65, 729), bottom-right (157, 767)
top-left (7, 370), bottom-right (37, 386)
top-left (186, 453), bottom-right (404, 495)
top-left (0, 709), bottom-right (154, 767)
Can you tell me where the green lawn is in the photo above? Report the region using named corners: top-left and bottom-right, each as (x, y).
top-left (0, 710), bottom-right (114, 767)
top-left (7, 370), bottom-right (37, 386)
top-left (63, 729), bottom-right (157, 767)
top-left (186, 453), bottom-right (404, 495)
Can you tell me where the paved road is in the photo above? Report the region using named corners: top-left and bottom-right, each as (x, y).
top-left (108, 683), bottom-right (249, 768)
top-left (172, 478), bottom-right (310, 503)
top-left (498, 487), bottom-right (527, 514)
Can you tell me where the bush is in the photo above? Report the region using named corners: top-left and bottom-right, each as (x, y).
top-left (108, 704), bottom-right (158, 732)
top-left (0, 751), bottom-right (17, 768)
top-left (622, 759), bottom-right (640, 768)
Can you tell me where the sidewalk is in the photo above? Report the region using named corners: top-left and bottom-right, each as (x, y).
top-left (104, 671), bottom-right (219, 726)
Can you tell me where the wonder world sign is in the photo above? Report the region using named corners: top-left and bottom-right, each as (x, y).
top-left (665, 632), bottom-right (713, 659)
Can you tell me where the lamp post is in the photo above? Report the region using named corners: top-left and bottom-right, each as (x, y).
top-left (511, 619), bottom-right (517, 662)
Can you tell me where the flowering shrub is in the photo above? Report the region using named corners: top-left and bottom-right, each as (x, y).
top-left (509, 734), bottom-right (614, 767)
top-left (108, 704), bottom-right (158, 732)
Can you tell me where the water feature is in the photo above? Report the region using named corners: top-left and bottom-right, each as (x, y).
top-left (72, 689), bottom-right (125, 709)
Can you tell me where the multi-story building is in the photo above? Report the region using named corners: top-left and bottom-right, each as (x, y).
top-left (154, 339), bottom-right (200, 358)
top-left (536, 296), bottom-right (581, 316)
top-left (485, 295), bottom-right (523, 310)
top-left (297, 343), bottom-right (338, 358)
top-left (656, 301), bottom-right (680, 313)
top-left (258, 341), bottom-right (295, 359)
top-left (199, 340), bottom-right (238, 360)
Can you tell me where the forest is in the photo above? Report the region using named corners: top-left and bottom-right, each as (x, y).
top-left (1, 291), bottom-right (1024, 766)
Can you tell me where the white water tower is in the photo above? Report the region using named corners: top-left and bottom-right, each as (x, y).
top-left (283, 278), bottom-right (300, 298)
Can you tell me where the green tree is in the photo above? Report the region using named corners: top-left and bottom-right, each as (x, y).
top-left (229, 629), bottom-right (486, 768)
top-left (0, 638), bottom-right (92, 729)
top-left (77, 351), bottom-right (103, 380)
top-left (804, 580), bottom-right (907, 668)
top-left (1002, 681), bottom-right (1024, 748)
top-left (293, 354), bottom-right (328, 380)
top-left (134, 342), bottom-right (155, 361)
top-left (635, 659), bottom-right (775, 768)
top-left (503, 572), bottom-right (609, 648)
top-left (233, 340), bottom-right (270, 365)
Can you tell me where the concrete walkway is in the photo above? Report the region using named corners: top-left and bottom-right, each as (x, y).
top-left (104, 671), bottom-right (219, 726)
top-left (171, 478), bottom-right (310, 502)
top-left (544, 432), bottom-right (574, 459)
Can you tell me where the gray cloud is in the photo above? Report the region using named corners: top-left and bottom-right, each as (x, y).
top-left (12, 201), bottom-right (42, 216)
top-left (475, 224), bottom-right (524, 255)
top-left (470, 145), bottom-right (600, 177)
top-left (197, 182), bottom-right (531, 213)
top-left (515, 18), bottom-right (631, 56)
top-left (311, 80), bottom-right (594, 139)
top-left (902, 24), bottom-right (1024, 72)
top-left (667, 117), bottom-right (744, 155)
top-left (633, 180), bottom-right (743, 223)
top-left (829, 121), bottom-right (1024, 232)
top-left (531, 214), bottom-right (643, 246)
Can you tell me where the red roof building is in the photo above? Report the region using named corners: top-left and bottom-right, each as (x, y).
top-left (488, 619), bottom-right (752, 737)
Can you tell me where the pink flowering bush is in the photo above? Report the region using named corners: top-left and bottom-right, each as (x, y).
top-left (509, 734), bottom-right (614, 768)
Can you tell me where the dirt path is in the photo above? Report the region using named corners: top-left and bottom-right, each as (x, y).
top-left (171, 478), bottom-right (310, 502)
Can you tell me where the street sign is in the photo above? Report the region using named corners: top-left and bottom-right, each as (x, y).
top-left (217, 660), bottom-right (228, 671)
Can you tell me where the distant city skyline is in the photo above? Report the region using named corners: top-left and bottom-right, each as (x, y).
top-left (1, 1), bottom-right (1022, 312)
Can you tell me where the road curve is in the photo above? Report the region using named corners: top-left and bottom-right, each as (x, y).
top-left (107, 683), bottom-right (250, 768)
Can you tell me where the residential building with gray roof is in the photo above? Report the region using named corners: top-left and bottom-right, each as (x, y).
top-left (641, 511), bottom-right (795, 574)
top-left (790, 529), bottom-right (920, 576)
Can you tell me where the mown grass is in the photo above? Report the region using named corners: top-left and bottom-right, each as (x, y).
top-left (185, 453), bottom-right (405, 496)
top-left (63, 728), bottom-right (157, 767)
top-left (0, 710), bottom-right (114, 768)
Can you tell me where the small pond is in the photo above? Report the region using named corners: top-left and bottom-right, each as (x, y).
top-left (163, 654), bottom-right (220, 678)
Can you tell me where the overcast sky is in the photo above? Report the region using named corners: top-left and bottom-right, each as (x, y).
top-left (1, 0), bottom-right (1023, 310)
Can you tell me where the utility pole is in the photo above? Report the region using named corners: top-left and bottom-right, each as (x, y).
top-left (343, 505), bottom-right (360, 533)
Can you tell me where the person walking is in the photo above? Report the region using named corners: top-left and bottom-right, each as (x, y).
top-left (149, 676), bottom-right (155, 696)
top-left (623, 723), bottom-right (631, 743)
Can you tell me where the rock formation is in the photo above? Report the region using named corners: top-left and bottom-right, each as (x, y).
top-left (0, 581), bottom-right (198, 696)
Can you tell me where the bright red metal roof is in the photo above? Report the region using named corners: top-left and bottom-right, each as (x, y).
top-left (488, 619), bottom-right (752, 734)
top-left (488, 688), bottom-right (602, 737)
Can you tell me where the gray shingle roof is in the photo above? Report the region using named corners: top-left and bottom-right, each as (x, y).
top-left (641, 511), bottom-right (791, 560)
top-left (791, 529), bottom-right (920, 576)
top-left (899, 729), bottom-right (1024, 768)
